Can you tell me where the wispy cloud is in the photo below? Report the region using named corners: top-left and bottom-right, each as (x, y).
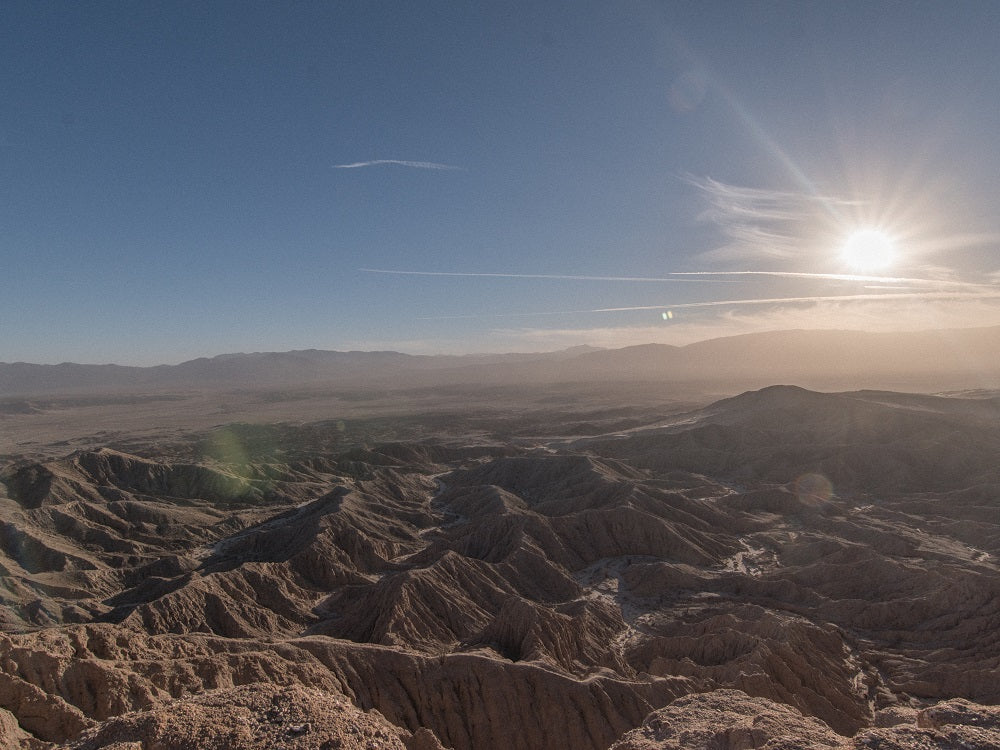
top-left (417, 290), bottom-right (1000, 320)
top-left (687, 176), bottom-right (860, 263)
top-left (359, 268), bottom-right (734, 283)
top-left (355, 175), bottom-right (1000, 344)
top-left (685, 175), bottom-right (1000, 279)
top-left (333, 159), bottom-right (463, 170)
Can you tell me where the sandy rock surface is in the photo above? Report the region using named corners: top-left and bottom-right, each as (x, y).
top-left (609, 690), bottom-right (845, 749)
top-left (65, 683), bottom-right (436, 750)
top-left (610, 692), bottom-right (1000, 750)
top-left (2, 386), bottom-right (1000, 750)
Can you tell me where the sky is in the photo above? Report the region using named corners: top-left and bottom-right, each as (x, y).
top-left (4, 1), bottom-right (1000, 365)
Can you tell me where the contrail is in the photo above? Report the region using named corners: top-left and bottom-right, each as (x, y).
top-left (669, 270), bottom-right (984, 288)
top-left (359, 269), bottom-right (736, 283)
top-left (591, 291), bottom-right (1000, 312)
top-left (333, 160), bottom-right (463, 170)
top-left (359, 267), bottom-right (987, 289)
top-left (416, 290), bottom-right (1000, 320)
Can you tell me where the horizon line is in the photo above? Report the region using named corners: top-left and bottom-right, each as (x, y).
top-left (6, 320), bottom-right (1000, 368)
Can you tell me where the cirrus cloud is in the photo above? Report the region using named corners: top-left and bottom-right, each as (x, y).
top-left (333, 159), bottom-right (464, 170)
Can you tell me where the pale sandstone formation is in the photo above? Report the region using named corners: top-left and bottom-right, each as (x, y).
top-left (608, 689), bottom-right (845, 749)
top-left (65, 683), bottom-right (432, 750)
top-left (609, 691), bottom-right (1000, 750)
top-left (1, 386), bottom-right (999, 749)
top-left (0, 706), bottom-right (47, 750)
top-left (0, 625), bottom-right (686, 750)
top-left (853, 698), bottom-right (1000, 749)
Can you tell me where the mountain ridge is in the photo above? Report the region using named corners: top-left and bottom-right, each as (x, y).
top-left (3, 325), bottom-right (999, 396)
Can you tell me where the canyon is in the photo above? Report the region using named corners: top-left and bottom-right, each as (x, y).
top-left (2, 332), bottom-right (999, 748)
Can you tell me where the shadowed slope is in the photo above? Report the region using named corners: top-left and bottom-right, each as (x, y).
top-left (1, 386), bottom-right (999, 749)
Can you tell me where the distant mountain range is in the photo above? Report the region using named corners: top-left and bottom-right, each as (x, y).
top-left (3, 326), bottom-right (999, 395)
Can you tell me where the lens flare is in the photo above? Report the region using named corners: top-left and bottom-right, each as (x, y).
top-left (794, 473), bottom-right (833, 506)
top-left (202, 428), bottom-right (250, 473)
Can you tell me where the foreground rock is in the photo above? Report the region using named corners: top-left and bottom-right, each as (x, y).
top-left (854, 699), bottom-right (1000, 749)
top-left (65, 683), bottom-right (441, 750)
top-left (610, 691), bottom-right (1000, 750)
top-left (609, 690), bottom-right (844, 749)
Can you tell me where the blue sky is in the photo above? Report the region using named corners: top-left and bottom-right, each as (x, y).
top-left (4, 1), bottom-right (1000, 364)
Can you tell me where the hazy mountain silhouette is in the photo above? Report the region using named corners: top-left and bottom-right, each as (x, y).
top-left (2, 326), bottom-right (998, 396)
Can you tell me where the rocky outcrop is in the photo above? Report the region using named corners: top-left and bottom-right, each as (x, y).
top-left (0, 706), bottom-right (47, 750)
top-left (609, 689), bottom-right (845, 749)
top-left (858, 699), bottom-right (1000, 749)
top-left (0, 624), bottom-right (685, 750)
top-left (623, 605), bottom-right (877, 734)
top-left (2, 386), bottom-right (1000, 749)
top-left (65, 684), bottom-right (430, 750)
top-left (609, 691), bottom-right (1000, 749)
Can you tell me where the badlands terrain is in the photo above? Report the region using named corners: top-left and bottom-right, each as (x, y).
top-left (2, 329), bottom-right (1000, 749)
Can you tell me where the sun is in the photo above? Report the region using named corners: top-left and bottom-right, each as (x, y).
top-left (839, 229), bottom-right (896, 272)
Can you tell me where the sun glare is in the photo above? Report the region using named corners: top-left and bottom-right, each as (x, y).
top-left (839, 229), bottom-right (896, 272)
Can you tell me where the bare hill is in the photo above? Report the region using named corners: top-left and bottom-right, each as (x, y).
top-left (1, 385), bottom-right (999, 748)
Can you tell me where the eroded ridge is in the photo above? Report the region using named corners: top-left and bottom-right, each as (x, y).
top-left (1, 386), bottom-right (999, 749)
